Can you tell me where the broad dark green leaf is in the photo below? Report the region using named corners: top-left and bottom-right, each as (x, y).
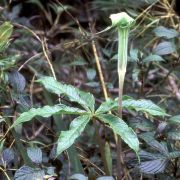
top-left (68, 173), bottom-right (88, 180)
top-left (96, 114), bottom-right (139, 153)
top-left (141, 138), bottom-right (168, 154)
top-left (139, 132), bottom-right (155, 143)
top-left (168, 151), bottom-right (180, 159)
top-left (167, 115), bottom-right (180, 124)
top-left (139, 150), bottom-right (164, 161)
top-left (27, 147), bottom-right (42, 164)
top-left (128, 116), bottom-right (155, 131)
top-left (86, 68), bottom-right (96, 80)
top-left (12, 93), bottom-right (32, 112)
top-left (56, 115), bottom-right (90, 156)
top-left (156, 122), bottom-right (167, 134)
top-left (8, 70), bottom-right (26, 92)
top-left (154, 41), bottom-right (175, 55)
top-left (0, 148), bottom-right (14, 166)
top-left (143, 54), bottom-right (164, 62)
top-left (69, 174), bottom-right (88, 180)
top-left (14, 166), bottom-right (45, 180)
top-left (153, 26), bottom-right (179, 39)
top-left (12, 104), bottom-right (86, 127)
top-left (132, 150), bottom-right (171, 175)
top-left (139, 159), bottom-right (168, 174)
top-left (167, 131), bottom-right (180, 140)
top-left (37, 76), bottom-right (95, 112)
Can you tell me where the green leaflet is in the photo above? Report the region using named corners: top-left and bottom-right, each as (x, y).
top-left (122, 99), bottom-right (168, 117)
top-left (167, 115), bottom-right (180, 124)
top-left (12, 104), bottom-right (87, 127)
top-left (0, 22), bottom-right (13, 52)
top-left (37, 76), bottom-right (95, 112)
top-left (96, 98), bottom-right (168, 117)
top-left (56, 115), bottom-right (90, 156)
top-left (96, 114), bottom-right (139, 153)
top-left (96, 98), bottom-right (117, 114)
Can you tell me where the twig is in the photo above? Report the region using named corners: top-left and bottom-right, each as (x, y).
top-left (91, 39), bottom-right (108, 100)
top-left (42, 38), bottom-right (57, 80)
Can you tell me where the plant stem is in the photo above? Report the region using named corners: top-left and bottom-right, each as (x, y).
top-left (117, 27), bottom-right (129, 116)
top-left (117, 27), bottom-right (130, 180)
top-left (109, 12), bottom-right (134, 179)
top-left (117, 28), bottom-right (128, 179)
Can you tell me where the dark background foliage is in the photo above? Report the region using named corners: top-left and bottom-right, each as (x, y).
top-left (0, 0), bottom-right (180, 179)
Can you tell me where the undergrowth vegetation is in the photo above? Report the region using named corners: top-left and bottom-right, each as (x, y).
top-left (0, 0), bottom-right (180, 179)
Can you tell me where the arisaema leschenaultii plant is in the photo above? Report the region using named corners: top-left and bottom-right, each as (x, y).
top-left (11, 13), bottom-right (168, 161)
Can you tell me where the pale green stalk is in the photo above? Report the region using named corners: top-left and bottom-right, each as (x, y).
top-left (109, 13), bottom-right (134, 117)
top-left (117, 27), bottom-right (129, 118)
top-left (110, 12), bottom-right (135, 179)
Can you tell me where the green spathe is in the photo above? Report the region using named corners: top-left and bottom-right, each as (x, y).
top-left (110, 12), bottom-right (134, 28)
